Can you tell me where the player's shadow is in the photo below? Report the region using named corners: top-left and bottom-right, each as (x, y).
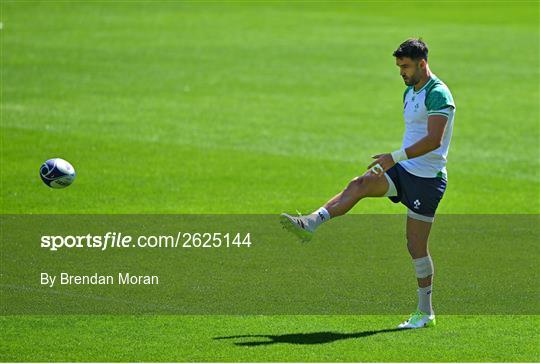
top-left (214, 328), bottom-right (405, 346)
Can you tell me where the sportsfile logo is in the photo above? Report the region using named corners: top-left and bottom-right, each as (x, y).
top-left (40, 232), bottom-right (252, 251)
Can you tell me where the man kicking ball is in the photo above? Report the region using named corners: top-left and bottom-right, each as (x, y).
top-left (281, 38), bottom-right (455, 329)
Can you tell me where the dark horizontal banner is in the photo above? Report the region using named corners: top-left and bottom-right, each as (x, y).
top-left (1, 214), bottom-right (538, 315)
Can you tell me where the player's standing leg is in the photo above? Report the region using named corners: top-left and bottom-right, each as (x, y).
top-left (398, 216), bottom-right (436, 328)
top-left (280, 171), bottom-right (390, 240)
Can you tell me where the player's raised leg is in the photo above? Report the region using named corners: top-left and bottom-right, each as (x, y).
top-left (280, 171), bottom-right (390, 240)
top-left (323, 171), bottom-right (390, 217)
top-left (398, 215), bottom-right (436, 329)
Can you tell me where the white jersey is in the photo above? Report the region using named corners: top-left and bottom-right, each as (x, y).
top-left (399, 75), bottom-right (455, 178)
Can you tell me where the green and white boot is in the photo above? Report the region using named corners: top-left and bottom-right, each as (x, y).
top-left (398, 310), bottom-right (436, 329)
top-left (279, 213), bottom-right (314, 242)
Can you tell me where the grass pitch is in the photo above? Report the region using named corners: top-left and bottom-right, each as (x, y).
top-left (2, 315), bottom-right (539, 362)
top-left (1, 1), bottom-right (539, 362)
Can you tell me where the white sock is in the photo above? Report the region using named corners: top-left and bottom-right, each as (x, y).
top-left (305, 207), bottom-right (331, 231)
top-left (417, 285), bottom-right (433, 315)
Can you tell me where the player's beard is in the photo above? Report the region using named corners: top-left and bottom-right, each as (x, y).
top-left (404, 65), bottom-right (422, 86)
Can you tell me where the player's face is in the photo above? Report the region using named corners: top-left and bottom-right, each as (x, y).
top-left (396, 57), bottom-right (423, 86)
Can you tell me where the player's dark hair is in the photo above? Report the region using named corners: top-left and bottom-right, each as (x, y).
top-left (393, 38), bottom-right (428, 61)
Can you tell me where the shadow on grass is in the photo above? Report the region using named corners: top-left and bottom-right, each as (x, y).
top-left (214, 328), bottom-right (406, 346)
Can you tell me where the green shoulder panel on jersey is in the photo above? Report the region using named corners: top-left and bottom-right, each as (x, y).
top-left (425, 79), bottom-right (455, 111)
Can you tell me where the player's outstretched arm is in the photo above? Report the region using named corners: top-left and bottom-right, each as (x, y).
top-left (368, 114), bottom-right (448, 177)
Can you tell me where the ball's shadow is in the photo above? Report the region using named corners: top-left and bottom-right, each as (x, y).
top-left (214, 328), bottom-right (407, 346)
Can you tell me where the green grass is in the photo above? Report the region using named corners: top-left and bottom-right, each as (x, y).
top-left (1, 1), bottom-right (538, 214)
top-left (2, 315), bottom-right (539, 362)
top-left (1, 1), bottom-right (539, 362)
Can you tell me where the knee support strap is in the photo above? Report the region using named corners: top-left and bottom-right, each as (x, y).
top-left (413, 256), bottom-right (434, 278)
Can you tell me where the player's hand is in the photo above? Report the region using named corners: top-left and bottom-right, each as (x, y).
top-left (367, 153), bottom-right (395, 177)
